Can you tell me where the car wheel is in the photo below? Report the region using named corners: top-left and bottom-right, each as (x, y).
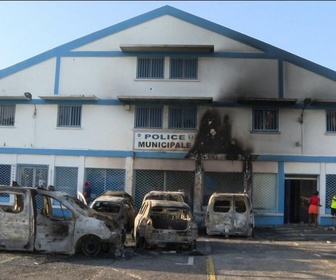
top-left (82, 235), bottom-right (101, 257)
top-left (246, 227), bottom-right (254, 237)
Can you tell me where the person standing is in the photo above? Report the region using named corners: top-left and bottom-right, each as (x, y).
top-left (331, 191), bottom-right (336, 226)
top-left (308, 191), bottom-right (321, 228)
top-left (83, 182), bottom-right (92, 205)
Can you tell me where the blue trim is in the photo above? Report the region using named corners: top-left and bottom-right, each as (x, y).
top-left (0, 99), bottom-right (124, 105)
top-left (54, 56), bottom-right (61, 95)
top-left (0, 5), bottom-right (335, 81)
top-left (320, 216), bottom-right (332, 226)
top-left (255, 215), bottom-right (283, 226)
top-left (0, 148), bottom-right (133, 157)
top-left (2, 98), bottom-right (336, 111)
top-left (1, 147), bottom-right (336, 162)
top-left (278, 162), bottom-right (285, 214)
top-left (257, 155), bottom-right (336, 163)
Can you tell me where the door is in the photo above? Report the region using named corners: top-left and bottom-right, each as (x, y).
top-left (0, 190), bottom-right (33, 251)
top-left (284, 177), bottom-right (317, 224)
top-left (34, 194), bottom-right (75, 253)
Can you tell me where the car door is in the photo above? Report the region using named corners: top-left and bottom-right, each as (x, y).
top-left (0, 190), bottom-right (34, 251)
top-left (34, 194), bottom-right (75, 253)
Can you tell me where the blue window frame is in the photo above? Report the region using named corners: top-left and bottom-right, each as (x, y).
top-left (135, 106), bottom-right (163, 128)
top-left (168, 106), bottom-right (197, 129)
top-left (252, 109), bottom-right (278, 132)
top-left (57, 105), bottom-right (82, 127)
top-left (170, 58), bottom-right (198, 79)
top-left (137, 57), bottom-right (164, 79)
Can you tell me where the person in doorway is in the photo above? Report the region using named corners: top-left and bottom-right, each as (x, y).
top-left (330, 191), bottom-right (336, 227)
top-left (308, 191), bottom-right (321, 228)
top-left (83, 182), bottom-right (92, 205)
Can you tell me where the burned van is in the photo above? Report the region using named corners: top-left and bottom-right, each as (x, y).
top-left (0, 186), bottom-right (124, 256)
top-left (205, 192), bottom-right (255, 237)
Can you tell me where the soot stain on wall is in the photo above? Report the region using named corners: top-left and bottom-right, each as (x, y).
top-left (186, 108), bottom-right (253, 160)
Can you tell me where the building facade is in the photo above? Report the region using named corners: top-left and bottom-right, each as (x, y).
top-left (1, 6), bottom-right (336, 226)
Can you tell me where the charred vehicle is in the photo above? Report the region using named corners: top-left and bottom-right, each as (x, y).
top-left (142, 190), bottom-right (188, 205)
top-left (101, 190), bottom-right (136, 208)
top-left (134, 200), bottom-right (197, 250)
top-left (205, 192), bottom-right (255, 237)
top-left (90, 195), bottom-right (137, 231)
top-left (0, 186), bottom-right (124, 256)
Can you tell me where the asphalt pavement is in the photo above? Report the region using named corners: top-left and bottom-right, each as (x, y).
top-left (255, 224), bottom-right (336, 241)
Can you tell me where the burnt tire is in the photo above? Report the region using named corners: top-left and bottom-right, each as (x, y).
top-left (81, 235), bottom-right (101, 257)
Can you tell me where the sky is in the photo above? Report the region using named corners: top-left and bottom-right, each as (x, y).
top-left (0, 1), bottom-right (335, 71)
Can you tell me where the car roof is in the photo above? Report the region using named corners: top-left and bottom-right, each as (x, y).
top-left (92, 195), bottom-right (127, 203)
top-left (145, 199), bottom-right (190, 209)
top-left (210, 192), bottom-right (250, 197)
top-left (102, 190), bottom-right (132, 196)
top-left (145, 190), bottom-right (185, 195)
top-left (144, 191), bottom-right (186, 199)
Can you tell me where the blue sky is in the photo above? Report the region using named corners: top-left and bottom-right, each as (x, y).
top-left (1, 1), bottom-right (335, 71)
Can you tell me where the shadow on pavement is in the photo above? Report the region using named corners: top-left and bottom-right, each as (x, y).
top-left (255, 224), bottom-right (336, 241)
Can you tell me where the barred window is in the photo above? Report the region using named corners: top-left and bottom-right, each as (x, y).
top-left (57, 105), bottom-right (82, 127)
top-left (326, 175), bottom-right (336, 210)
top-left (326, 111), bottom-right (336, 133)
top-left (168, 107), bottom-right (197, 129)
top-left (253, 109), bottom-right (278, 132)
top-left (55, 167), bottom-right (78, 197)
top-left (170, 58), bottom-right (198, 79)
top-left (135, 106), bottom-right (163, 128)
top-left (0, 105), bottom-right (15, 126)
top-left (137, 57), bottom-right (164, 79)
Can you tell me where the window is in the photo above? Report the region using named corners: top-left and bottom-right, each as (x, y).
top-left (135, 106), bottom-right (163, 128)
top-left (326, 175), bottom-right (336, 210)
top-left (57, 105), bottom-right (82, 127)
top-left (326, 111), bottom-right (336, 133)
top-left (137, 57), bottom-right (164, 79)
top-left (252, 109), bottom-right (278, 132)
top-left (168, 107), bottom-right (197, 129)
top-left (170, 58), bottom-right (198, 79)
top-left (0, 105), bottom-right (15, 126)
top-left (55, 167), bottom-right (78, 197)
top-left (0, 193), bottom-right (24, 213)
top-left (213, 200), bottom-right (231, 213)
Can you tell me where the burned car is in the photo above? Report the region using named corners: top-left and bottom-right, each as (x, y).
top-left (134, 200), bottom-right (197, 250)
top-left (90, 195), bottom-right (137, 231)
top-left (101, 190), bottom-right (136, 208)
top-left (0, 185), bottom-right (124, 256)
top-left (142, 190), bottom-right (188, 205)
top-left (205, 192), bottom-right (255, 237)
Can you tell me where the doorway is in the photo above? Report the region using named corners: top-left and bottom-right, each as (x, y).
top-left (284, 177), bottom-right (317, 224)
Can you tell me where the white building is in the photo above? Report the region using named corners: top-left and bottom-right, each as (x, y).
top-left (1, 5), bottom-right (336, 226)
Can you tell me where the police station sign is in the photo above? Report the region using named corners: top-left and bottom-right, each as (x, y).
top-left (134, 132), bottom-right (196, 151)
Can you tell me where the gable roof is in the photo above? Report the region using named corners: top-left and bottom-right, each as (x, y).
top-left (1, 5), bottom-right (335, 81)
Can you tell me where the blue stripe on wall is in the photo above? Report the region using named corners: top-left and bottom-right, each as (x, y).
top-left (54, 56), bottom-right (61, 95)
top-left (0, 146), bottom-right (336, 162)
